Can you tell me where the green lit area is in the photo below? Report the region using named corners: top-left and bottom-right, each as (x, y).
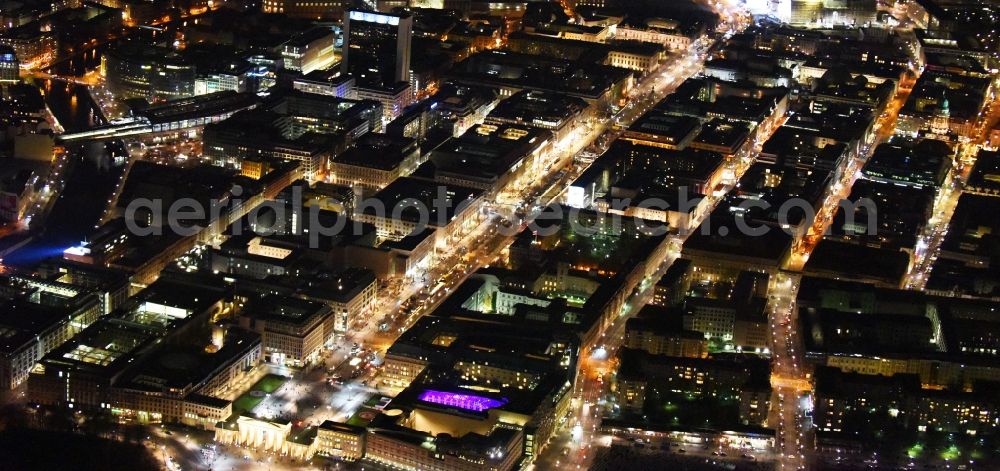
top-left (231, 374), bottom-right (288, 416)
top-left (557, 224), bottom-right (651, 274)
top-left (640, 388), bottom-right (741, 429)
top-left (345, 396), bottom-right (385, 427)
top-left (875, 432), bottom-right (1000, 467)
top-left (940, 444), bottom-right (960, 461)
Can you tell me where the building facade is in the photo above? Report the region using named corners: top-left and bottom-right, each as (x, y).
top-left (342, 10), bottom-right (413, 87)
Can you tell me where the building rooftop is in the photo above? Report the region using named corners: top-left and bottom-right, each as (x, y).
top-left (691, 118), bottom-right (752, 152)
top-left (36, 259), bottom-right (131, 294)
top-left (0, 281), bottom-right (95, 355)
top-left (298, 268), bottom-right (377, 304)
top-left (117, 327), bottom-right (260, 393)
top-left (623, 111), bottom-right (701, 148)
top-left (0, 45), bottom-right (15, 61)
top-left (926, 257), bottom-right (1000, 299)
top-left (812, 69), bottom-right (896, 108)
top-left (241, 294), bottom-right (330, 325)
top-left (381, 228), bottom-right (436, 253)
top-left (616, 347), bottom-right (770, 387)
top-left (783, 103), bottom-right (873, 145)
top-left (116, 161), bottom-right (236, 219)
top-left (0, 23), bottom-right (53, 41)
top-left (829, 178), bottom-right (935, 250)
top-left (347, 8), bottom-right (412, 21)
top-left (361, 177), bottom-right (483, 226)
top-left (861, 139), bottom-right (952, 189)
top-left (427, 123), bottom-right (551, 185)
top-left (426, 82), bottom-right (499, 118)
top-left (486, 90), bottom-right (587, 129)
top-left (683, 204), bottom-right (793, 268)
top-left (967, 149), bottom-right (1000, 196)
top-left (205, 108), bottom-right (341, 156)
top-left (33, 272), bottom-right (228, 378)
top-left (273, 89), bottom-right (382, 123)
top-left (814, 365), bottom-right (920, 399)
top-left (282, 27), bottom-right (334, 49)
top-left (760, 126), bottom-right (849, 171)
top-left (318, 420), bottom-right (366, 434)
top-left (626, 306), bottom-right (702, 338)
top-left (803, 57), bottom-right (907, 82)
top-left (902, 70), bottom-right (990, 121)
top-left (42, 318), bottom-right (160, 377)
top-left (139, 91), bottom-right (261, 125)
top-left (940, 193), bottom-right (1000, 260)
top-left (607, 140), bottom-right (726, 190)
top-left (447, 50), bottom-right (633, 102)
top-left (802, 307), bottom-right (935, 355)
top-left (804, 239), bottom-right (909, 288)
top-left (388, 281), bottom-right (586, 365)
top-left (731, 162), bottom-right (832, 226)
top-left (333, 132), bottom-right (418, 171)
top-left (103, 42), bottom-right (190, 68)
top-left (135, 275), bottom-right (231, 317)
top-left (659, 77), bottom-right (788, 124)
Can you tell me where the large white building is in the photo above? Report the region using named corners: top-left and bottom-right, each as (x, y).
top-left (281, 27), bottom-right (337, 74)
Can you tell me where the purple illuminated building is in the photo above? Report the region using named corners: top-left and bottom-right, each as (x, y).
top-left (418, 389), bottom-right (508, 412)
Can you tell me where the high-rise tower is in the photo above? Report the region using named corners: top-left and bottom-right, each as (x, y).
top-left (341, 9), bottom-right (413, 87)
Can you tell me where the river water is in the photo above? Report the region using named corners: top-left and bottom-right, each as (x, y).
top-left (7, 52), bottom-right (126, 268)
